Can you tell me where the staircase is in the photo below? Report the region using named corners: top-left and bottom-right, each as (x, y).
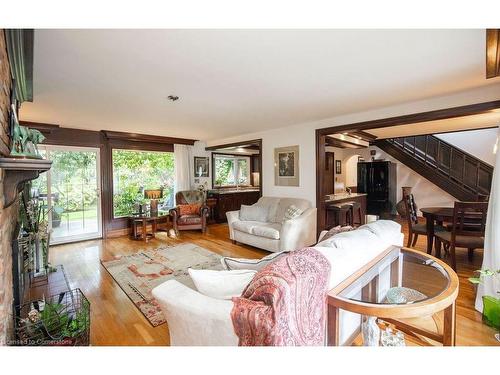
top-left (374, 134), bottom-right (493, 202)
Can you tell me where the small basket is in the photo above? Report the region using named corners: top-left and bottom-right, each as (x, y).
top-left (12, 288), bottom-right (90, 346)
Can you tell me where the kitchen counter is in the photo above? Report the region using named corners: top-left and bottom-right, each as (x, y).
top-left (325, 192), bottom-right (367, 203)
top-left (323, 193), bottom-right (367, 230)
top-left (207, 189), bottom-right (261, 222)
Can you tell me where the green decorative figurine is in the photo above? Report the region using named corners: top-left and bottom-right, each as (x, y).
top-left (10, 123), bottom-right (46, 159)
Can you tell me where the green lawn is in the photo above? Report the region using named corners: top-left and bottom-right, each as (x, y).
top-left (60, 206), bottom-right (98, 221)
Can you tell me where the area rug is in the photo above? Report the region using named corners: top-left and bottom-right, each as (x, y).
top-left (101, 243), bottom-right (223, 326)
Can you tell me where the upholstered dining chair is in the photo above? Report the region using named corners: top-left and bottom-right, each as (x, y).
top-left (404, 194), bottom-right (428, 247)
top-left (434, 201), bottom-right (488, 271)
top-left (169, 190), bottom-right (209, 234)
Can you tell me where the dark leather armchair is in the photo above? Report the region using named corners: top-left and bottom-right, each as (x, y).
top-left (169, 190), bottom-right (209, 234)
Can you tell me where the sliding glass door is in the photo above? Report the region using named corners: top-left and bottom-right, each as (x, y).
top-left (34, 145), bottom-right (102, 244)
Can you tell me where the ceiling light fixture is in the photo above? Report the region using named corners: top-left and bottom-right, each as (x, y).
top-left (167, 95), bottom-right (179, 101)
top-left (486, 29), bottom-right (500, 79)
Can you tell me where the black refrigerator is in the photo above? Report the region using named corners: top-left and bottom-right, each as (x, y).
top-left (357, 161), bottom-right (397, 217)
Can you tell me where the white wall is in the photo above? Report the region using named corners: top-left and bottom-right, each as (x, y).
top-left (206, 83), bottom-right (500, 206)
top-left (436, 128), bottom-right (499, 166)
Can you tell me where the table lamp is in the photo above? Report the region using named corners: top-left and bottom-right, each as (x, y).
top-left (144, 189), bottom-right (163, 214)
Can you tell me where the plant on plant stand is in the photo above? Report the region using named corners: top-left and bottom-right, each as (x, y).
top-left (469, 269), bottom-right (500, 342)
top-left (19, 183), bottom-right (54, 278)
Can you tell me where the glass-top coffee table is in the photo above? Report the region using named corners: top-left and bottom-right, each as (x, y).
top-left (327, 246), bottom-right (459, 346)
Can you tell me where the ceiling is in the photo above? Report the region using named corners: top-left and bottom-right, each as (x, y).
top-left (20, 29), bottom-right (500, 141)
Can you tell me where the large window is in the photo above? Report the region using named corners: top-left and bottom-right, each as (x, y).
top-left (214, 154), bottom-right (250, 187)
top-left (112, 149), bottom-right (175, 217)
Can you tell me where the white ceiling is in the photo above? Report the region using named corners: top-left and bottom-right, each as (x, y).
top-left (20, 29), bottom-right (500, 141)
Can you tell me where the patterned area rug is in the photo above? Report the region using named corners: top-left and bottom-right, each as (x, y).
top-left (101, 243), bottom-right (223, 326)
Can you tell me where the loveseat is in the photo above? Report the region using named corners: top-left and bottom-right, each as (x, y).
top-left (226, 196), bottom-right (317, 253)
top-left (152, 220), bottom-right (404, 346)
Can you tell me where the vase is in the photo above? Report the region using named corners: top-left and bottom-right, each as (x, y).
top-left (482, 295), bottom-right (500, 329)
top-left (362, 316), bottom-right (380, 346)
top-left (396, 186), bottom-right (413, 217)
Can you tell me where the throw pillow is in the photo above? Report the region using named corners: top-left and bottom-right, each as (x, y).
top-left (179, 203), bottom-right (201, 216)
top-left (188, 268), bottom-right (257, 300)
top-left (221, 251), bottom-right (289, 271)
top-left (316, 225), bottom-right (354, 245)
top-left (239, 204), bottom-right (269, 222)
top-left (282, 204), bottom-right (303, 222)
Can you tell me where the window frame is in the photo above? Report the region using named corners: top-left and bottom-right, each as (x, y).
top-left (212, 152), bottom-right (252, 188)
top-left (111, 147), bottom-right (175, 219)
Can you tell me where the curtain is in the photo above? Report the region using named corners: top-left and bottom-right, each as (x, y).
top-left (174, 144), bottom-right (192, 200)
top-left (475, 127), bottom-right (500, 311)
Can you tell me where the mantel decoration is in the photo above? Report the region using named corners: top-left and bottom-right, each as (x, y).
top-left (9, 102), bottom-right (45, 159)
top-left (274, 145), bottom-right (299, 186)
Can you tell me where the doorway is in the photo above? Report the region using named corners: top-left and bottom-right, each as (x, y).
top-left (34, 145), bottom-right (103, 244)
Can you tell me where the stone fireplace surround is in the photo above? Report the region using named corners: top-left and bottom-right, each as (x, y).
top-left (0, 29), bottom-right (17, 345)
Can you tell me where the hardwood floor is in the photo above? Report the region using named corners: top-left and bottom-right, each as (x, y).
top-left (47, 223), bottom-right (499, 346)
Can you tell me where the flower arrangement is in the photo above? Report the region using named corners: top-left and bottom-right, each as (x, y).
top-left (469, 269), bottom-right (500, 339)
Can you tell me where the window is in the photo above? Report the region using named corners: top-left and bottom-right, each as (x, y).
top-left (112, 149), bottom-right (175, 217)
top-left (214, 154), bottom-right (250, 187)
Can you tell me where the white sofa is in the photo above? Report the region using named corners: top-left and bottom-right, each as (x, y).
top-left (226, 196), bottom-right (317, 253)
top-left (152, 220), bottom-right (404, 346)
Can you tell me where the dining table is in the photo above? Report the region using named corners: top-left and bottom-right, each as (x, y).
top-left (420, 207), bottom-right (455, 255)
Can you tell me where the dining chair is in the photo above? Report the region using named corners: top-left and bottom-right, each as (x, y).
top-left (404, 194), bottom-right (428, 247)
top-left (434, 201), bottom-right (488, 271)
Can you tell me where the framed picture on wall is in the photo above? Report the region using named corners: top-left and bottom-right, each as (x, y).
top-left (274, 145), bottom-right (299, 186)
top-left (194, 156), bottom-right (209, 177)
top-left (335, 160), bottom-right (342, 174)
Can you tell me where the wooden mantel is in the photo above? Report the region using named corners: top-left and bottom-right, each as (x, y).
top-left (0, 157), bottom-right (52, 208)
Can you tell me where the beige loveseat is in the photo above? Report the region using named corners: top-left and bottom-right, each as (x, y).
top-left (226, 196), bottom-right (317, 253)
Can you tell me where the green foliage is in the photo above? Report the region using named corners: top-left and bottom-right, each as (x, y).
top-left (40, 300), bottom-right (90, 339)
top-left (214, 156), bottom-right (250, 186)
top-left (469, 269), bottom-right (500, 295)
top-left (215, 157), bottom-right (234, 186)
top-left (112, 149), bottom-right (175, 217)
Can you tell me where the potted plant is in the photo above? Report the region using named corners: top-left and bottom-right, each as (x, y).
top-left (469, 269), bottom-right (500, 341)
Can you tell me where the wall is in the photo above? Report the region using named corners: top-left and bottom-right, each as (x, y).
top-left (206, 83), bottom-right (500, 206)
top-left (0, 29), bottom-right (16, 345)
top-left (436, 128), bottom-right (498, 166)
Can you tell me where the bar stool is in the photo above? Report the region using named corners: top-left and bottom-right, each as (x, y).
top-left (344, 201), bottom-right (362, 227)
top-left (326, 203), bottom-right (352, 227)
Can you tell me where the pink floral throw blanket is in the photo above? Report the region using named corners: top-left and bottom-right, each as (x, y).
top-left (231, 248), bottom-right (331, 346)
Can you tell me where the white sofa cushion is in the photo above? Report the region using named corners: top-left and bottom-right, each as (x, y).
top-left (274, 198), bottom-right (312, 223)
top-left (251, 223), bottom-right (281, 240)
top-left (188, 268), bottom-right (257, 300)
top-left (254, 197), bottom-right (281, 222)
top-left (282, 204), bottom-right (303, 222)
top-left (232, 220), bottom-right (261, 234)
top-left (358, 220), bottom-right (402, 246)
top-left (318, 227), bottom-right (383, 250)
top-left (232, 221), bottom-right (281, 240)
top-left (221, 251), bottom-right (289, 271)
top-left (239, 204), bottom-right (269, 222)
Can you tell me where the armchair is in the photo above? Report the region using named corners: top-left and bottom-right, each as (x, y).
top-left (169, 190), bottom-right (209, 233)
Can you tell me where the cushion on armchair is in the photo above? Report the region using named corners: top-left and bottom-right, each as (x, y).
top-left (178, 215), bottom-right (202, 225)
top-left (179, 203), bottom-right (201, 216)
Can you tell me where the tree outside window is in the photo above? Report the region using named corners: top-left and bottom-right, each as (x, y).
top-left (214, 155), bottom-right (250, 187)
top-left (112, 149), bottom-right (175, 217)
